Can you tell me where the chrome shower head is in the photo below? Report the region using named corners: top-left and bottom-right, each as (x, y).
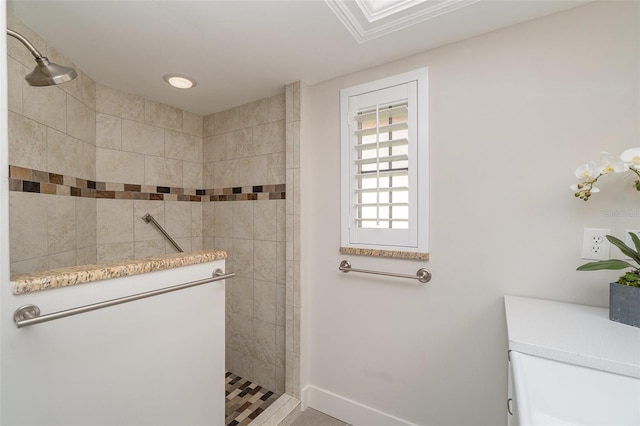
top-left (7, 28), bottom-right (77, 86)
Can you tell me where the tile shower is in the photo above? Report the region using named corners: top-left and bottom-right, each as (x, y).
top-left (6, 12), bottom-right (301, 399)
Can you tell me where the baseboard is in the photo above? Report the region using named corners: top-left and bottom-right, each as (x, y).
top-left (302, 385), bottom-right (416, 426)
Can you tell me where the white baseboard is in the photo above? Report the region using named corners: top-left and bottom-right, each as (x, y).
top-left (302, 385), bottom-right (416, 426)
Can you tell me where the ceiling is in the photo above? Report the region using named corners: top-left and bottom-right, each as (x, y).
top-left (8, 0), bottom-right (590, 116)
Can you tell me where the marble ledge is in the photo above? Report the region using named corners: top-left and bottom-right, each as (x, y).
top-left (10, 250), bottom-right (227, 295)
top-left (339, 246), bottom-right (429, 260)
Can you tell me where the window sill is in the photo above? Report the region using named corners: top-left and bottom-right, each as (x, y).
top-left (339, 246), bottom-right (429, 260)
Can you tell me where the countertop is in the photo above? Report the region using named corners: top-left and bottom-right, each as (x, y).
top-left (504, 295), bottom-right (640, 378)
top-left (10, 250), bottom-right (227, 295)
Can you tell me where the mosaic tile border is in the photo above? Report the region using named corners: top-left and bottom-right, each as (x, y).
top-left (8, 165), bottom-right (286, 202)
top-left (225, 371), bottom-right (280, 426)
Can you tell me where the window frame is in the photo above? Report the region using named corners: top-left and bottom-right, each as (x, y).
top-left (340, 68), bottom-right (429, 255)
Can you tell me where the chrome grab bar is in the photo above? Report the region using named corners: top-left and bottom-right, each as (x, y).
top-left (142, 213), bottom-right (183, 253)
top-left (13, 269), bottom-right (234, 328)
top-left (339, 260), bottom-right (431, 283)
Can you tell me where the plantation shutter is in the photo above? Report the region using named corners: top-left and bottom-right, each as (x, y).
top-left (346, 81), bottom-right (418, 248)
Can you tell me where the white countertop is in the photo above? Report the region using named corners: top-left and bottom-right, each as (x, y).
top-left (504, 295), bottom-right (640, 378)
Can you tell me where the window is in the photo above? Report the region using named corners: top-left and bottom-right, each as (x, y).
top-left (340, 68), bottom-right (428, 256)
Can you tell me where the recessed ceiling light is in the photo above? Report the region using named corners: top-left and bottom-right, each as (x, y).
top-left (163, 74), bottom-right (197, 89)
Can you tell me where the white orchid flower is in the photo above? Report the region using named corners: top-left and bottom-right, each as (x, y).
top-left (620, 147), bottom-right (640, 170)
top-left (575, 161), bottom-right (597, 180)
top-left (597, 151), bottom-right (628, 174)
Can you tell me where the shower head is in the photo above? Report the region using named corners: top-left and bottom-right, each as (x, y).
top-left (7, 28), bottom-right (77, 86)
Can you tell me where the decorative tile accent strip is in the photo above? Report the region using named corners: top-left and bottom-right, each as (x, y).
top-left (339, 246), bottom-right (430, 260)
top-left (8, 165), bottom-right (285, 202)
top-left (10, 250), bottom-right (227, 294)
top-left (225, 372), bottom-right (280, 426)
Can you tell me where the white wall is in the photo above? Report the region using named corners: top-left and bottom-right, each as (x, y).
top-left (1, 1), bottom-right (8, 420)
top-left (301, 2), bottom-right (639, 425)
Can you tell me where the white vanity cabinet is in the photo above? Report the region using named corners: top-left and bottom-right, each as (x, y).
top-left (504, 296), bottom-right (640, 426)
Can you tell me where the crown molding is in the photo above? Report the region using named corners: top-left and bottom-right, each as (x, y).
top-left (324, 0), bottom-right (479, 43)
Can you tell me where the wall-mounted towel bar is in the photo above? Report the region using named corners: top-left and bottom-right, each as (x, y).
top-left (13, 269), bottom-right (235, 328)
top-left (142, 213), bottom-right (183, 253)
top-left (339, 260), bottom-right (431, 283)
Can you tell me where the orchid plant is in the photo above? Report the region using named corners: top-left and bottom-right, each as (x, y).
top-left (571, 147), bottom-right (640, 201)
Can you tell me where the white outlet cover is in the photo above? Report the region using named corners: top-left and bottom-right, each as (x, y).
top-left (582, 228), bottom-right (611, 260)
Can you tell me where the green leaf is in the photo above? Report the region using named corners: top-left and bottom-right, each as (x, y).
top-left (630, 232), bottom-right (640, 256)
top-left (606, 235), bottom-right (640, 266)
top-left (577, 259), bottom-right (636, 271)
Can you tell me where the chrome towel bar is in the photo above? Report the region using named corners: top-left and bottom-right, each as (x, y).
top-left (13, 269), bottom-right (234, 328)
top-left (142, 213), bottom-right (183, 253)
top-left (339, 260), bottom-right (431, 283)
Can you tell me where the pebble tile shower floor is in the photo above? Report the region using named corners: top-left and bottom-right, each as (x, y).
top-left (225, 372), bottom-right (280, 426)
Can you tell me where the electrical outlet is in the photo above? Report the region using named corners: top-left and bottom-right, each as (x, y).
top-left (582, 228), bottom-right (611, 260)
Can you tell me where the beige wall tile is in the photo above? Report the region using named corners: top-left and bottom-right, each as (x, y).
top-left (233, 201), bottom-right (254, 239)
top-left (48, 250), bottom-right (76, 270)
top-left (76, 246), bottom-right (97, 266)
top-left (203, 113), bottom-right (216, 137)
top-left (96, 199), bottom-right (134, 244)
top-left (252, 319), bottom-right (276, 365)
top-left (268, 153), bottom-right (285, 185)
top-left (254, 200), bottom-right (277, 242)
top-left (144, 156), bottom-right (183, 187)
top-left (96, 84), bottom-right (144, 122)
top-left (67, 95), bottom-right (96, 144)
top-left (79, 141), bottom-right (96, 180)
top-left (204, 134), bottom-right (226, 163)
top-left (22, 84), bottom-right (67, 132)
top-left (227, 129), bottom-right (253, 159)
top-left (202, 201), bottom-right (215, 237)
top-left (47, 196), bottom-right (76, 254)
top-left (214, 159), bottom-right (238, 188)
top-left (254, 240), bottom-right (277, 283)
top-left (122, 119), bottom-right (164, 156)
top-left (10, 256), bottom-right (49, 276)
top-left (76, 197), bottom-right (97, 249)
top-left (191, 236), bottom-right (203, 251)
top-left (251, 357), bottom-right (276, 392)
top-left (234, 238), bottom-right (254, 279)
top-left (230, 312), bottom-right (254, 354)
top-left (96, 147), bottom-right (145, 184)
top-left (9, 192), bottom-right (49, 263)
top-left (268, 94), bottom-right (286, 123)
top-left (8, 111), bottom-right (47, 170)
top-left (133, 200), bottom-right (165, 241)
top-left (203, 162), bottom-right (216, 189)
top-left (254, 280), bottom-right (277, 324)
top-left (145, 99), bottom-right (182, 131)
top-left (183, 110), bottom-right (203, 137)
top-left (8, 57), bottom-right (23, 114)
top-left (97, 242), bottom-right (134, 264)
top-left (80, 72), bottom-right (97, 110)
top-left (165, 201), bottom-right (192, 238)
top-left (214, 237), bottom-right (234, 272)
top-left (165, 129), bottom-right (201, 162)
top-left (183, 161), bottom-right (203, 189)
top-left (253, 121), bottom-right (285, 156)
top-left (240, 98), bottom-right (269, 127)
top-left (96, 113), bottom-right (122, 149)
top-left (134, 239), bottom-right (165, 259)
top-left (276, 241), bottom-right (286, 284)
top-left (232, 277), bottom-right (254, 317)
top-left (237, 156), bottom-right (267, 187)
top-left (47, 128), bottom-right (80, 178)
top-left (191, 203), bottom-right (203, 237)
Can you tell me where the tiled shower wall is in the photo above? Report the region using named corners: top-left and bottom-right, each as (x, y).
top-left (7, 12), bottom-right (205, 272)
top-left (7, 12), bottom-right (291, 397)
top-left (7, 13), bottom-right (97, 274)
top-left (202, 96), bottom-right (287, 394)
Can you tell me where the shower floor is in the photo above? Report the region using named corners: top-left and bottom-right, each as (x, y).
top-left (225, 371), bottom-right (280, 426)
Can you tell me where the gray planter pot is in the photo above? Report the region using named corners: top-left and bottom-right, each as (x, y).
top-left (609, 282), bottom-right (640, 328)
